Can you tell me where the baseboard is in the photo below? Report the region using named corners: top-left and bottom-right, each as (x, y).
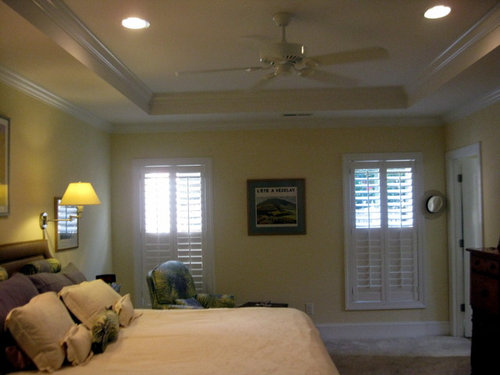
top-left (317, 321), bottom-right (450, 341)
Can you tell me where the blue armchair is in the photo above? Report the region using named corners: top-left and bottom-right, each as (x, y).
top-left (146, 260), bottom-right (235, 309)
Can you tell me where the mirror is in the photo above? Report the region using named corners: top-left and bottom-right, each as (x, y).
top-left (423, 191), bottom-right (446, 218)
top-left (426, 195), bottom-right (444, 213)
top-left (54, 197), bottom-right (79, 251)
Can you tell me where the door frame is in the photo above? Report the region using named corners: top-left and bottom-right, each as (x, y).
top-left (446, 143), bottom-right (483, 337)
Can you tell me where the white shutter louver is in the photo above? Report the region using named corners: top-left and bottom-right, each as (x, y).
top-left (344, 154), bottom-right (424, 310)
top-left (138, 162), bottom-right (211, 306)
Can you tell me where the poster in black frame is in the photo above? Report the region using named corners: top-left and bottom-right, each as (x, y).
top-left (247, 178), bottom-right (306, 235)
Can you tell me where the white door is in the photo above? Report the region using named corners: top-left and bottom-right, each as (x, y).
top-left (446, 143), bottom-right (483, 337)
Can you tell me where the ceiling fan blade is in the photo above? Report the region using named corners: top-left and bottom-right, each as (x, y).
top-left (308, 47), bottom-right (389, 66)
top-left (250, 72), bottom-right (278, 90)
top-left (175, 66), bottom-right (267, 76)
top-left (298, 68), bottom-right (357, 86)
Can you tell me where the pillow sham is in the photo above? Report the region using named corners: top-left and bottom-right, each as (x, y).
top-left (59, 279), bottom-right (121, 329)
top-left (91, 310), bottom-right (120, 354)
top-left (0, 266), bottom-right (7, 281)
top-left (61, 324), bottom-right (93, 366)
top-left (5, 292), bottom-right (75, 372)
top-left (61, 262), bottom-right (87, 284)
top-left (20, 258), bottom-right (61, 275)
top-left (113, 293), bottom-right (138, 327)
top-left (0, 273), bottom-right (39, 370)
top-left (28, 272), bottom-right (74, 293)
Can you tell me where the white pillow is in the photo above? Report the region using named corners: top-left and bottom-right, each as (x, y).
top-left (113, 293), bottom-right (138, 327)
top-left (58, 279), bottom-right (121, 329)
top-left (61, 324), bottom-right (93, 366)
top-left (5, 292), bottom-right (75, 372)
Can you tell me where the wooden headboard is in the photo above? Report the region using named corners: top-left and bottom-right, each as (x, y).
top-left (0, 239), bottom-right (51, 275)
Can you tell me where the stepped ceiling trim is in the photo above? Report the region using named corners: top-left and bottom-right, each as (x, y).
top-left (0, 65), bottom-right (111, 131)
top-left (1, 0), bottom-right (498, 129)
top-left (4, 0), bottom-right (152, 113)
top-left (408, 4), bottom-right (500, 105)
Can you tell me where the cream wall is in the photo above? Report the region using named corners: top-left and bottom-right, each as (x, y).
top-left (0, 82), bottom-right (112, 279)
top-left (111, 124), bottom-right (448, 324)
top-left (446, 102), bottom-right (500, 246)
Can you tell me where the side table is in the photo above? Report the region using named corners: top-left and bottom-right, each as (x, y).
top-left (239, 301), bottom-right (288, 308)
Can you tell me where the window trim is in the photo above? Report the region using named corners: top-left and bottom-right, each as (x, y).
top-left (343, 152), bottom-right (425, 310)
top-left (132, 158), bottom-right (215, 307)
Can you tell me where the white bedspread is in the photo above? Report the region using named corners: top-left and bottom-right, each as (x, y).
top-left (12, 307), bottom-right (338, 374)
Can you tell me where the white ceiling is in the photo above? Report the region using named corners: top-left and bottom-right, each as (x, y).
top-left (0, 0), bottom-right (498, 132)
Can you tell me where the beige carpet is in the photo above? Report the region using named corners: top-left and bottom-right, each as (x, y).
top-left (325, 336), bottom-right (471, 375)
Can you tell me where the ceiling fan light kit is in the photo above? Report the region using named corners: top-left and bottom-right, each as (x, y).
top-left (259, 42), bottom-right (305, 65)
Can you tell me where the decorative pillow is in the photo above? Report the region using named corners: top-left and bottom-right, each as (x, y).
top-left (28, 272), bottom-right (74, 293)
top-left (0, 273), bottom-right (39, 370)
top-left (91, 310), bottom-right (119, 354)
top-left (175, 297), bottom-right (203, 309)
top-left (0, 266), bottom-right (7, 281)
top-left (5, 292), bottom-right (75, 372)
top-left (61, 324), bottom-right (93, 366)
top-left (20, 258), bottom-right (61, 275)
top-left (196, 293), bottom-right (235, 308)
top-left (113, 293), bottom-right (138, 327)
top-left (59, 279), bottom-right (121, 329)
top-left (61, 262), bottom-right (87, 284)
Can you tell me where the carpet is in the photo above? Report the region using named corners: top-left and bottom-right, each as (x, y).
top-left (325, 336), bottom-right (471, 375)
top-left (331, 354), bottom-right (470, 375)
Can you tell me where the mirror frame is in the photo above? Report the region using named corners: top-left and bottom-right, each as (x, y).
top-left (0, 116), bottom-right (9, 216)
top-left (422, 190), bottom-right (446, 219)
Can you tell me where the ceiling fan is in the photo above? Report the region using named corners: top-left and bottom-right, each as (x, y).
top-left (175, 12), bottom-right (389, 89)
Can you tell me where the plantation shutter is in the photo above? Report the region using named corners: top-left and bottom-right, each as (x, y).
top-left (139, 161), bottom-right (210, 306)
top-left (344, 154), bottom-right (424, 310)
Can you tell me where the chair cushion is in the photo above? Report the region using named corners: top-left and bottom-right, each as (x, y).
top-left (150, 261), bottom-right (197, 304)
top-left (196, 293), bottom-right (236, 308)
top-left (175, 297), bottom-right (203, 309)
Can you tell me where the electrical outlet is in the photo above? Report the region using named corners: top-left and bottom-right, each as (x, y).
top-left (305, 302), bottom-right (314, 315)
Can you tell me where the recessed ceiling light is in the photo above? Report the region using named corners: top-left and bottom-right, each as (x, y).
top-left (424, 5), bottom-right (451, 19)
top-left (121, 17), bottom-right (150, 30)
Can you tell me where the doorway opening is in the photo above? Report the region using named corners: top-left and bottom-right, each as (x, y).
top-left (446, 143), bottom-right (483, 337)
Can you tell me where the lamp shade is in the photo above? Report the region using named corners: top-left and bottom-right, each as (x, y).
top-left (60, 182), bottom-right (101, 206)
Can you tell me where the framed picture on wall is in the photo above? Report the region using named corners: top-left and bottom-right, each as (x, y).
top-left (0, 116), bottom-right (10, 216)
top-left (247, 178), bottom-right (306, 235)
top-left (54, 197), bottom-right (79, 251)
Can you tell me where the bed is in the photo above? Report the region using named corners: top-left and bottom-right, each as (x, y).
top-left (0, 240), bottom-right (339, 375)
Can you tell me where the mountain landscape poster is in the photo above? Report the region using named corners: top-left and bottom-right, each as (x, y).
top-left (247, 179), bottom-right (305, 235)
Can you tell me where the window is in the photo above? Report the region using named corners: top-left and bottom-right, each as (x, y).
top-left (134, 159), bottom-right (214, 307)
top-left (343, 153), bottom-right (424, 310)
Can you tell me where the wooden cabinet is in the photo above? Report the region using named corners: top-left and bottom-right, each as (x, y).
top-left (468, 248), bottom-right (500, 375)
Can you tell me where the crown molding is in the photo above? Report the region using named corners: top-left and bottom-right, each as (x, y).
top-left (111, 115), bottom-right (442, 134)
top-left (444, 88), bottom-right (500, 123)
top-left (0, 65), bottom-right (111, 131)
top-left (408, 3), bottom-right (500, 105)
top-left (3, 0), bottom-right (152, 113)
top-left (151, 87), bottom-right (408, 115)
